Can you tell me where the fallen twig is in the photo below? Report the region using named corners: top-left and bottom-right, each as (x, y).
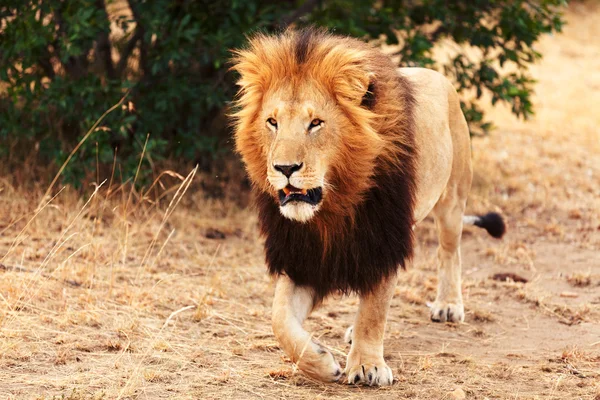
top-left (491, 272), bottom-right (528, 283)
top-left (0, 263), bottom-right (82, 288)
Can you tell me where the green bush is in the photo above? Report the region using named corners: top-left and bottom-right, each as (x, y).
top-left (0, 0), bottom-right (565, 186)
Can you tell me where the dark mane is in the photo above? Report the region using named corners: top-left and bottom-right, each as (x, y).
top-left (256, 72), bottom-right (417, 299)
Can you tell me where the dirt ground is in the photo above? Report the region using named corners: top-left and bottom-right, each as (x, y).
top-left (1, 3), bottom-right (599, 400)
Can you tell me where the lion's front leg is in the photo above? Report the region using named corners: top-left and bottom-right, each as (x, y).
top-left (345, 273), bottom-right (397, 386)
top-left (272, 275), bottom-right (342, 382)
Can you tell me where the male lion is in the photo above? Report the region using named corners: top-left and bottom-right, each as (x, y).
top-left (231, 28), bottom-right (505, 386)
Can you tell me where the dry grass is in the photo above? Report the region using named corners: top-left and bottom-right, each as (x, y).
top-left (2, 3), bottom-right (600, 399)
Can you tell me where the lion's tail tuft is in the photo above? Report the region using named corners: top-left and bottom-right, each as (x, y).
top-left (463, 212), bottom-right (506, 239)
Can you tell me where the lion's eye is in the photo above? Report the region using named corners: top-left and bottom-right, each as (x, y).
top-left (267, 118), bottom-right (278, 129)
top-left (308, 119), bottom-right (323, 130)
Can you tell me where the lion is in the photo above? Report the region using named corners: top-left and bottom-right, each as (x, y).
top-left (231, 27), bottom-right (505, 386)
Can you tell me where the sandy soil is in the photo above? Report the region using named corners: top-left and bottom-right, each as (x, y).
top-left (1, 3), bottom-right (599, 399)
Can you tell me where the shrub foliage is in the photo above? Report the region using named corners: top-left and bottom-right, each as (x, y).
top-left (0, 0), bottom-right (564, 185)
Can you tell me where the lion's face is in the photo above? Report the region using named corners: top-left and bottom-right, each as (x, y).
top-left (260, 84), bottom-right (346, 222)
top-left (232, 29), bottom-right (390, 223)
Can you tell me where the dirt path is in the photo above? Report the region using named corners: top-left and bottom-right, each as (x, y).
top-left (1, 3), bottom-right (599, 400)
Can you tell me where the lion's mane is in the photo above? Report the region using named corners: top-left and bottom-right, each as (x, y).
top-left (232, 28), bottom-right (417, 299)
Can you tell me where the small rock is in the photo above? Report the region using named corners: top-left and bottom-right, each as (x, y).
top-left (205, 228), bottom-right (226, 239)
top-left (449, 387), bottom-right (466, 399)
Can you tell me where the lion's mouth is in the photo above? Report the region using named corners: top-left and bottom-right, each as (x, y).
top-left (278, 185), bottom-right (323, 206)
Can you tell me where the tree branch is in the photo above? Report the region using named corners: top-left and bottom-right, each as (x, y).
top-left (116, 28), bottom-right (141, 76)
top-left (95, 0), bottom-right (116, 80)
top-left (119, 0), bottom-right (148, 77)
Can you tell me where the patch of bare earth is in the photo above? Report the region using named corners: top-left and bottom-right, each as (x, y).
top-left (1, 4), bottom-right (599, 399)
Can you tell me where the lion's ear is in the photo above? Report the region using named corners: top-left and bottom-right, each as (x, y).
top-left (321, 48), bottom-right (374, 107)
top-left (360, 81), bottom-right (376, 109)
top-left (336, 70), bottom-right (372, 106)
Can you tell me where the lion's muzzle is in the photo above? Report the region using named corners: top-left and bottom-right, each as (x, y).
top-left (278, 186), bottom-right (323, 206)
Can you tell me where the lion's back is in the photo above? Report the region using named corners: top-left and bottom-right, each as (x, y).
top-left (398, 67), bottom-right (469, 222)
top-left (398, 67), bottom-right (454, 125)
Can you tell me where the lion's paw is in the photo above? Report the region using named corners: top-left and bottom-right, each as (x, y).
top-left (346, 362), bottom-right (393, 386)
top-left (429, 301), bottom-right (464, 323)
top-left (298, 345), bottom-right (343, 382)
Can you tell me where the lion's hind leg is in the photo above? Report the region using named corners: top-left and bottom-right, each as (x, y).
top-left (429, 183), bottom-right (468, 323)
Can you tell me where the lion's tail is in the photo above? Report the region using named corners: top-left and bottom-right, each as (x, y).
top-left (463, 213), bottom-right (506, 239)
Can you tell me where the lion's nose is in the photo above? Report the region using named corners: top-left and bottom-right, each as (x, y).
top-left (274, 163), bottom-right (303, 178)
